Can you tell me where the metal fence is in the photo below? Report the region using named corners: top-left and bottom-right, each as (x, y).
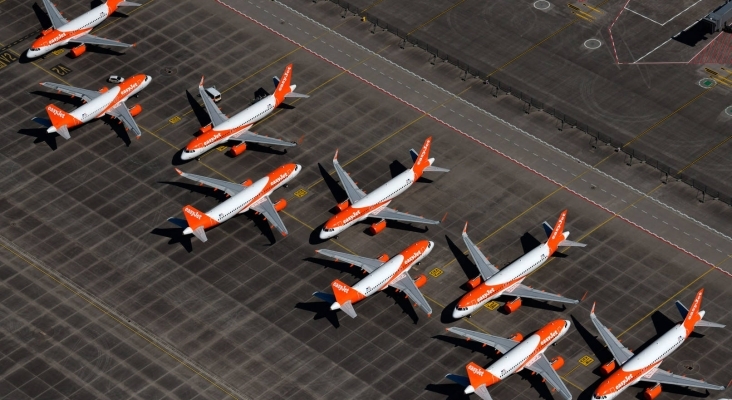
top-left (321, 0), bottom-right (732, 206)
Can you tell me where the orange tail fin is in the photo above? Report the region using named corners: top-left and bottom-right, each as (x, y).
top-left (273, 63), bottom-right (293, 103)
top-left (412, 136), bottom-right (433, 176)
top-left (547, 209), bottom-right (568, 250)
top-left (682, 288), bottom-right (704, 331)
top-left (465, 362), bottom-right (499, 389)
top-left (331, 279), bottom-right (364, 306)
top-left (182, 205), bottom-right (217, 230)
top-left (46, 104), bottom-right (80, 128)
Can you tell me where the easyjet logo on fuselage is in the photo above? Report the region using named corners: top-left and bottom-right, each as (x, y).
top-left (476, 288), bottom-right (496, 303)
top-left (120, 82), bottom-right (139, 97)
top-left (404, 250), bottom-right (423, 265)
top-left (203, 133), bottom-right (222, 146)
top-left (341, 209), bottom-right (361, 225)
top-left (333, 282), bottom-right (349, 293)
top-left (467, 364), bottom-right (484, 376)
top-left (540, 330), bottom-right (559, 347)
top-left (613, 374), bottom-right (634, 391)
top-left (49, 32), bottom-right (67, 44)
top-left (185, 208), bottom-right (202, 220)
top-left (270, 172), bottom-right (289, 186)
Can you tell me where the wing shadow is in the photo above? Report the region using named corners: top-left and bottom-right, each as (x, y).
top-left (30, 90), bottom-right (85, 107)
top-left (520, 232), bottom-right (542, 254)
top-left (158, 181), bottom-right (230, 202)
top-left (571, 314), bottom-right (614, 376)
top-left (445, 234), bottom-right (479, 283)
top-left (318, 162), bottom-right (348, 205)
top-left (186, 89), bottom-right (210, 127)
top-left (33, 3), bottom-right (52, 30)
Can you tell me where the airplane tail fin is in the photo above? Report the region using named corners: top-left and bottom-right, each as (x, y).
top-left (679, 289), bottom-right (725, 330)
top-left (182, 205), bottom-right (217, 242)
top-left (465, 362), bottom-right (498, 399)
top-left (546, 210), bottom-right (568, 251)
top-left (45, 104), bottom-right (78, 140)
top-left (331, 279), bottom-right (364, 318)
top-left (410, 137), bottom-right (449, 176)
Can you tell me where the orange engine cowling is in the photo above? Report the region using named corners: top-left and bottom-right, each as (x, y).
top-left (242, 179), bottom-right (253, 187)
top-left (413, 274), bottom-right (427, 288)
top-left (377, 253), bottom-right (390, 262)
top-left (128, 104), bottom-right (142, 117)
top-left (369, 220), bottom-right (387, 235)
top-left (466, 276), bottom-right (482, 290)
top-left (336, 200), bottom-right (350, 212)
top-left (550, 356), bottom-right (564, 371)
top-left (70, 44), bottom-right (86, 58)
top-left (198, 124), bottom-right (212, 135)
top-left (600, 361), bottom-right (616, 376)
top-left (273, 199), bottom-right (287, 212)
top-left (229, 143), bottom-right (247, 157)
top-left (503, 298), bottom-right (522, 314)
top-left (509, 332), bottom-right (523, 342)
top-left (642, 384), bottom-right (662, 400)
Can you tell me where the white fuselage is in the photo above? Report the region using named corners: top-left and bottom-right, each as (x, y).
top-left (319, 168), bottom-right (417, 239)
top-left (592, 324), bottom-right (690, 399)
top-left (181, 165), bottom-right (300, 235)
top-left (46, 76), bottom-right (151, 134)
top-left (452, 242), bottom-right (552, 319)
top-left (465, 322), bottom-right (570, 395)
top-left (180, 95), bottom-right (277, 160)
top-left (356, 244), bottom-right (432, 297)
top-left (27, 3), bottom-right (113, 57)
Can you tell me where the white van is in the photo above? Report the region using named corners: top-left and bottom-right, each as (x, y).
top-left (205, 87), bottom-right (221, 103)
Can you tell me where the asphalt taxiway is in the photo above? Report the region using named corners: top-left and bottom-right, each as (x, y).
top-left (0, 0), bottom-right (731, 399)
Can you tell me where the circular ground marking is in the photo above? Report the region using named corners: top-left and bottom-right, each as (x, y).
top-left (160, 67), bottom-right (178, 76)
top-left (698, 78), bottom-right (716, 88)
top-left (534, 0), bottom-right (551, 10)
top-left (584, 39), bottom-right (602, 49)
top-left (726, 106), bottom-right (732, 116)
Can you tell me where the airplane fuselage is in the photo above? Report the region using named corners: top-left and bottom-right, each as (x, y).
top-left (28, 2), bottom-right (115, 58)
top-left (592, 323), bottom-right (690, 399)
top-left (453, 242), bottom-right (553, 318)
top-left (181, 95), bottom-right (278, 160)
top-left (320, 168), bottom-right (419, 239)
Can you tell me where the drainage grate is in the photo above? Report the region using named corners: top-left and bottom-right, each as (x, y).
top-left (160, 67), bottom-right (178, 76)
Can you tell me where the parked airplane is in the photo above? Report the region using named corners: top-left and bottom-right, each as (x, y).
top-left (169, 164), bottom-right (301, 242)
top-left (590, 288), bottom-right (725, 400)
top-left (452, 210), bottom-right (585, 319)
top-left (32, 74), bottom-right (151, 140)
top-left (27, 0), bottom-right (140, 58)
top-left (312, 240), bottom-right (434, 318)
top-left (319, 137), bottom-right (449, 240)
top-left (180, 63), bottom-right (309, 160)
top-left (444, 320), bottom-right (573, 400)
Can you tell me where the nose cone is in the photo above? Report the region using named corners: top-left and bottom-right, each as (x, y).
top-left (452, 308), bottom-right (466, 319)
top-left (319, 228), bottom-right (334, 240)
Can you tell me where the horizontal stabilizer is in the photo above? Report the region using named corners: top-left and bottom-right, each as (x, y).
top-left (167, 217), bottom-right (188, 229)
top-left (284, 92), bottom-right (309, 98)
top-left (118, 1), bottom-right (141, 6)
top-left (695, 320), bottom-right (725, 328)
top-left (474, 385), bottom-right (493, 400)
top-left (558, 239), bottom-right (586, 247)
top-left (542, 221), bottom-right (552, 238)
top-left (192, 226), bottom-right (208, 242)
top-left (312, 292), bottom-right (336, 303)
top-left (422, 165), bottom-right (449, 173)
top-left (445, 374), bottom-right (470, 387)
top-left (31, 117), bottom-right (52, 128)
top-left (340, 300), bottom-right (357, 318)
top-left (57, 125), bottom-right (70, 140)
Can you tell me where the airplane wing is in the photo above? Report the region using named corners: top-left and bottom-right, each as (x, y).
top-left (174, 169), bottom-right (245, 197)
top-left (251, 196), bottom-right (288, 236)
top-left (315, 249), bottom-right (383, 273)
top-left (42, 0), bottom-right (68, 28)
top-left (332, 151), bottom-right (366, 203)
top-left (640, 369), bottom-right (725, 390)
top-left (389, 273), bottom-right (432, 316)
top-left (507, 284), bottom-right (579, 304)
top-left (590, 304), bottom-right (634, 365)
top-left (40, 82), bottom-right (101, 102)
top-left (106, 103), bottom-right (142, 138)
top-left (525, 353), bottom-right (573, 400)
top-left (198, 80), bottom-right (228, 127)
top-left (69, 34), bottom-right (133, 48)
top-left (446, 327), bottom-right (520, 354)
top-left (372, 207), bottom-right (440, 225)
top-left (231, 131), bottom-right (297, 147)
top-left (462, 224), bottom-right (499, 278)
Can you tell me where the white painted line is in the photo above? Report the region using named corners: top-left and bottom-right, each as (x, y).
top-left (611, 194), bottom-right (617, 197)
top-left (652, 215), bottom-right (658, 219)
top-left (662, 221), bottom-right (668, 224)
top-left (533, 153), bottom-right (539, 157)
top-left (673, 226), bottom-right (679, 230)
top-left (634, 38), bottom-right (670, 63)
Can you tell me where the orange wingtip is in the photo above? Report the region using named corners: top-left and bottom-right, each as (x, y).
top-left (581, 291), bottom-right (588, 301)
top-left (590, 302), bottom-right (596, 314)
top-left (463, 221), bottom-right (468, 234)
top-left (199, 76), bottom-right (205, 87)
top-left (174, 168), bottom-right (183, 175)
top-left (333, 149), bottom-right (339, 161)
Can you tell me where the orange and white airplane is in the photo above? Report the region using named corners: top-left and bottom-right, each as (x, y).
top-left (169, 164), bottom-right (301, 242)
top-left (452, 210), bottom-right (585, 319)
top-left (444, 320), bottom-right (573, 400)
top-left (590, 289), bottom-right (725, 400)
top-left (180, 64), bottom-right (309, 160)
top-left (27, 0), bottom-right (139, 59)
top-left (319, 137), bottom-right (449, 240)
top-left (312, 240), bottom-right (434, 318)
top-left (33, 74), bottom-right (151, 140)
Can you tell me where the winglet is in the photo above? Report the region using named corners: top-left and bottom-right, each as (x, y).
top-left (333, 149), bottom-right (339, 162)
top-left (174, 168), bottom-right (183, 175)
top-left (199, 76), bottom-right (205, 87)
top-left (590, 302), bottom-right (596, 315)
top-left (463, 221), bottom-right (468, 234)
